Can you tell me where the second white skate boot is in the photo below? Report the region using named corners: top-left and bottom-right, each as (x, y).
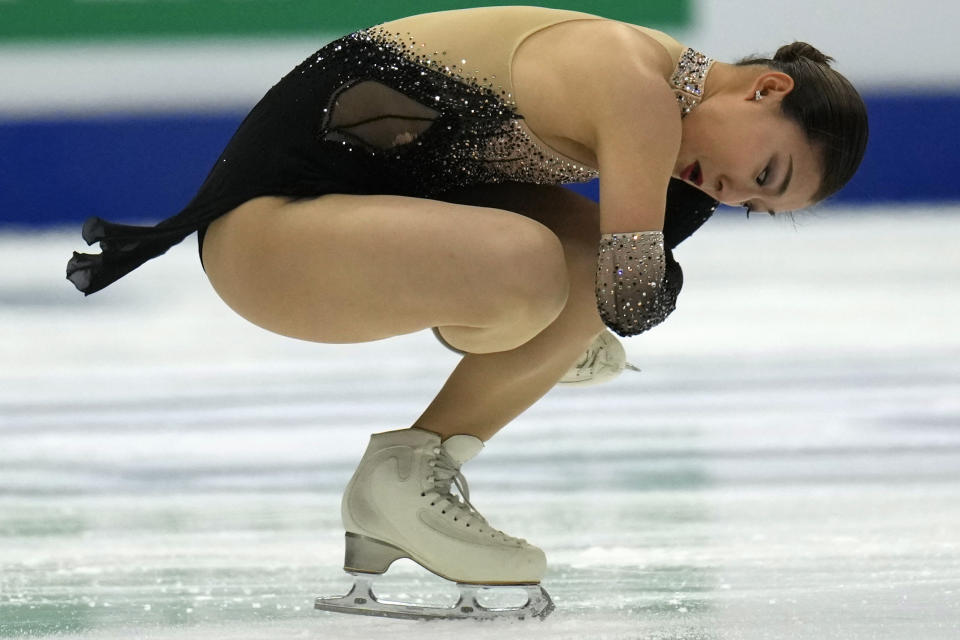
top-left (315, 427), bottom-right (553, 620)
top-left (558, 329), bottom-right (641, 386)
top-left (432, 327), bottom-right (638, 386)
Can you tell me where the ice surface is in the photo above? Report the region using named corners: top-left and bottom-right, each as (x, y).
top-left (1, 207), bottom-right (959, 639)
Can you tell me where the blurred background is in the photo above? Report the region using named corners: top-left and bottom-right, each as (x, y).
top-left (2, 3), bottom-right (959, 639)
top-left (0, 0), bottom-right (957, 226)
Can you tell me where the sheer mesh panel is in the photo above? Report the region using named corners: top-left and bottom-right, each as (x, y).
top-left (321, 80), bottom-right (440, 149)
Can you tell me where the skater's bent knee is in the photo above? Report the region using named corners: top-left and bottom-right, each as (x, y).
top-left (502, 221), bottom-right (568, 298)
top-left (440, 226), bottom-right (569, 353)
top-left (484, 224), bottom-right (568, 325)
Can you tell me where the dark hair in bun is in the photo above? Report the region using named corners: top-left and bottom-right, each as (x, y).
top-left (738, 42), bottom-right (868, 203)
top-left (774, 42), bottom-right (833, 65)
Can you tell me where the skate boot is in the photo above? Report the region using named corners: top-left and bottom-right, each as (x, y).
top-left (315, 427), bottom-right (554, 620)
top-left (432, 327), bottom-right (638, 386)
top-left (558, 329), bottom-right (641, 386)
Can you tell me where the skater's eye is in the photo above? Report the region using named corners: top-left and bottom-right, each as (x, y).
top-left (756, 166), bottom-right (769, 186)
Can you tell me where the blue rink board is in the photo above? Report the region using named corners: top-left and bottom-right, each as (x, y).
top-left (1, 92), bottom-right (955, 227)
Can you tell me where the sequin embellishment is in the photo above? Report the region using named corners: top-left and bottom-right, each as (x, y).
top-left (670, 48), bottom-right (715, 116)
top-left (306, 27), bottom-right (598, 197)
top-left (595, 231), bottom-right (667, 337)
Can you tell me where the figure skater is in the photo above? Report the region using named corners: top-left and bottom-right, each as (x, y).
top-left (66, 5), bottom-right (868, 620)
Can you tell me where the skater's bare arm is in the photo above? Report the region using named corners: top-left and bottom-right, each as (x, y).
top-left (560, 28), bottom-right (679, 336)
top-left (580, 26), bottom-right (681, 235)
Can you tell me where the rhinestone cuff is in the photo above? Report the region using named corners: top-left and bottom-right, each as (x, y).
top-left (595, 231), bottom-right (667, 337)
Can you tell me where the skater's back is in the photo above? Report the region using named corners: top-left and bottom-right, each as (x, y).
top-left (371, 6), bottom-right (686, 187)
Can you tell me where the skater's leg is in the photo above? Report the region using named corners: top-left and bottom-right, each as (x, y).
top-left (201, 193), bottom-right (569, 353)
top-left (333, 185), bottom-right (602, 600)
top-left (414, 184), bottom-right (606, 441)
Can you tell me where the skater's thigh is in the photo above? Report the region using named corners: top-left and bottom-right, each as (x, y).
top-left (201, 193), bottom-right (567, 343)
top-left (440, 183), bottom-right (604, 332)
top-left (440, 183), bottom-right (600, 239)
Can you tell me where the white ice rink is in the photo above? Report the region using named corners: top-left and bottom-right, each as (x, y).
top-left (1, 205), bottom-right (959, 639)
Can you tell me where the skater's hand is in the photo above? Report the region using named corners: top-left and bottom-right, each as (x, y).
top-left (594, 231), bottom-right (669, 337)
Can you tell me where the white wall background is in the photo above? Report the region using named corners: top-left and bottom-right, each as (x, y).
top-left (677, 0), bottom-right (960, 90)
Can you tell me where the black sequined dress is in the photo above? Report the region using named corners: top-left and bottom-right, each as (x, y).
top-left (67, 6), bottom-right (717, 325)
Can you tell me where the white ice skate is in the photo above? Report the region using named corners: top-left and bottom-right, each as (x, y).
top-left (315, 427), bottom-right (554, 620)
top-left (558, 329), bottom-right (640, 386)
top-left (432, 327), bottom-right (639, 386)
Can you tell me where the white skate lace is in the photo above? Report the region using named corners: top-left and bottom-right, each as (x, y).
top-left (427, 447), bottom-right (523, 545)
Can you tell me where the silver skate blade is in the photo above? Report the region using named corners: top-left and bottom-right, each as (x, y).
top-left (314, 572), bottom-right (555, 621)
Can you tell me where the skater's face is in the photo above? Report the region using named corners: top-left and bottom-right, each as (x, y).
top-left (675, 70), bottom-right (822, 215)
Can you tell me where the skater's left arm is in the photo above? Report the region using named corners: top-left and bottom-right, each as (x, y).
top-left (587, 42), bottom-right (681, 337)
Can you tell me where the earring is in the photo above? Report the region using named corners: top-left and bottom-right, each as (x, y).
top-left (755, 90), bottom-right (763, 101)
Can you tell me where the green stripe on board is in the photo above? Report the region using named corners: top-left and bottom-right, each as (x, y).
top-left (0, 1), bottom-right (689, 41)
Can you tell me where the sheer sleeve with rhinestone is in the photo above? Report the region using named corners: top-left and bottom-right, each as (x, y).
top-left (595, 231), bottom-right (668, 337)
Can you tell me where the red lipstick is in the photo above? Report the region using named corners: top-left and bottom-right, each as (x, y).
top-left (680, 161), bottom-right (703, 186)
